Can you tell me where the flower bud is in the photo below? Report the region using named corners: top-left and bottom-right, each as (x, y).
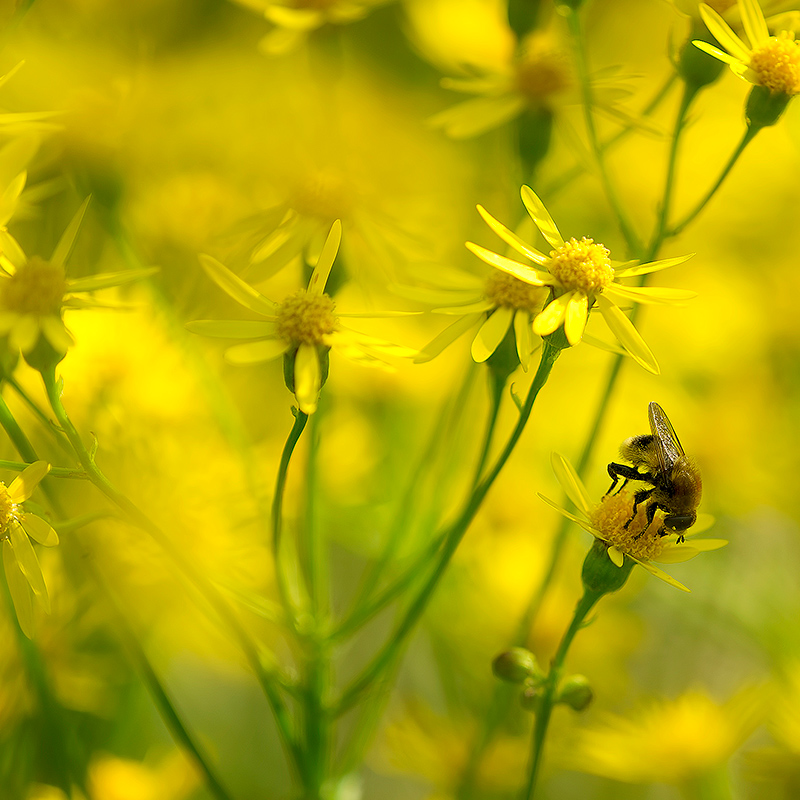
top-left (283, 345), bottom-right (330, 397)
top-left (492, 647), bottom-right (542, 684)
top-left (557, 674), bottom-right (593, 711)
top-left (520, 681), bottom-right (543, 712)
top-left (681, 24), bottom-right (725, 89)
top-left (581, 538), bottom-right (634, 596)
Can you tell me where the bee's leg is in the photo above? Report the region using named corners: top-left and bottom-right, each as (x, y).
top-left (624, 487), bottom-right (654, 530)
top-left (606, 463), bottom-right (644, 496)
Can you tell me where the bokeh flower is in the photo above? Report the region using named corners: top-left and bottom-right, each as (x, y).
top-left (1, 462), bottom-right (58, 639)
top-left (190, 220), bottom-right (416, 414)
top-left (0, 198), bottom-right (156, 363)
top-left (695, 0), bottom-right (800, 96)
top-left (402, 260), bottom-right (546, 369)
top-left (467, 186), bottom-right (695, 373)
top-left (540, 453), bottom-right (726, 592)
top-left (230, 0), bottom-right (394, 55)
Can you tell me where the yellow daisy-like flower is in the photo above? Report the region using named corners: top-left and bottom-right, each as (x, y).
top-left (0, 198), bottom-right (156, 358)
top-left (695, 0), bottom-right (800, 96)
top-left (540, 453), bottom-right (726, 592)
top-left (1, 461), bottom-right (59, 639)
top-left (189, 220), bottom-right (415, 414)
top-left (429, 29), bottom-right (640, 139)
top-left (401, 260), bottom-right (546, 369)
top-left (231, 0), bottom-right (394, 55)
top-left (466, 186), bottom-right (695, 373)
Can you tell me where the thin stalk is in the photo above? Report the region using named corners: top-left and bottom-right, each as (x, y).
top-left (471, 372), bottom-right (504, 488)
top-left (39, 366), bottom-right (305, 780)
top-left (300, 640), bottom-right (331, 799)
top-left (88, 558), bottom-right (236, 800)
top-left (668, 125), bottom-right (759, 237)
top-left (336, 340), bottom-right (563, 715)
top-left (302, 408), bottom-right (327, 618)
top-left (521, 590), bottom-right (601, 800)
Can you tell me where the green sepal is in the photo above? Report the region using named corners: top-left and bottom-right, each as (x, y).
top-left (282, 344), bottom-right (330, 394)
top-left (581, 538), bottom-right (635, 596)
top-left (23, 334), bottom-right (66, 373)
top-left (508, 0), bottom-right (542, 42)
top-left (681, 22), bottom-right (725, 90)
top-left (485, 315), bottom-right (521, 383)
top-left (746, 85), bottom-right (792, 130)
top-left (492, 647), bottom-right (543, 684)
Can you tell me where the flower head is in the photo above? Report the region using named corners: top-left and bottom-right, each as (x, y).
top-left (0, 198), bottom-right (156, 363)
top-left (189, 220), bottom-right (415, 414)
top-left (540, 453), bottom-right (726, 592)
top-left (467, 187), bottom-right (695, 373)
top-left (695, 0), bottom-right (800, 96)
top-left (1, 462), bottom-right (59, 638)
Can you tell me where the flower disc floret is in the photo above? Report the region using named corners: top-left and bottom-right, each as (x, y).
top-left (484, 270), bottom-right (543, 312)
top-left (275, 290), bottom-right (337, 345)
top-left (750, 33), bottom-right (800, 94)
top-left (1, 257), bottom-right (66, 316)
top-left (514, 50), bottom-right (572, 102)
top-left (0, 484), bottom-right (18, 534)
top-left (590, 492), bottom-right (668, 562)
top-left (548, 238), bottom-right (613, 296)
top-left (290, 171), bottom-right (353, 221)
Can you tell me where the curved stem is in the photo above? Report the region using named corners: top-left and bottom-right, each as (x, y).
top-left (336, 341), bottom-right (562, 715)
top-left (668, 125), bottom-right (759, 237)
top-left (39, 366), bottom-right (305, 780)
top-left (521, 590), bottom-right (601, 800)
top-left (471, 372), bottom-right (504, 489)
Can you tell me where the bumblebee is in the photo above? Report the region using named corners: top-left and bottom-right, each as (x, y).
top-left (606, 402), bottom-right (702, 542)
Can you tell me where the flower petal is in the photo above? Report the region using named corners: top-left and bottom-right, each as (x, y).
top-left (476, 205), bottom-right (549, 265)
top-left (225, 338), bottom-right (289, 364)
top-left (67, 268), bottom-right (158, 293)
top-left (596, 294), bottom-right (659, 375)
top-left (308, 220), bottom-right (342, 296)
top-left (294, 343), bottom-right (321, 414)
top-left (22, 514), bottom-right (59, 547)
top-left (692, 40), bottom-right (745, 67)
top-left (656, 538), bottom-right (728, 563)
top-left (9, 524), bottom-right (49, 610)
top-left (428, 95), bottom-right (526, 139)
top-left (520, 185), bottom-right (564, 249)
top-left (465, 243), bottom-right (552, 286)
top-left (513, 310), bottom-right (533, 371)
top-left (537, 493), bottom-right (599, 536)
top-left (50, 197), bottom-right (90, 268)
top-left (533, 293), bottom-right (571, 337)
top-left (433, 300), bottom-right (494, 315)
top-left (551, 452), bottom-right (594, 516)
top-left (186, 320), bottom-right (278, 338)
top-left (471, 306), bottom-right (512, 362)
top-left (199, 254), bottom-right (277, 317)
top-left (604, 284), bottom-right (697, 305)
top-left (739, 0), bottom-right (769, 48)
top-left (414, 313), bottom-right (482, 363)
top-left (41, 315), bottom-right (74, 353)
top-left (608, 546), bottom-right (625, 567)
top-left (699, 5), bottom-right (752, 62)
top-left (564, 292), bottom-right (588, 345)
top-left (8, 461), bottom-right (50, 503)
top-left (631, 556), bottom-right (690, 592)
top-left (10, 314), bottom-right (39, 352)
top-left (3, 540), bottom-right (34, 638)
top-left (613, 254), bottom-right (694, 278)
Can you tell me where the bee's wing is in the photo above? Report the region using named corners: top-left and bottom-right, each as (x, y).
top-left (648, 401), bottom-right (685, 472)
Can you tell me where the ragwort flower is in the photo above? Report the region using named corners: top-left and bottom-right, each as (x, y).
top-left (467, 187), bottom-right (695, 373)
top-left (0, 198), bottom-right (156, 363)
top-left (402, 260), bottom-right (546, 369)
top-left (695, 0), bottom-right (800, 97)
top-left (190, 220), bottom-right (415, 414)
top-left (540, 453), bottom-right (726, 592)
top-left (1, 461), bottom-right (58, 638)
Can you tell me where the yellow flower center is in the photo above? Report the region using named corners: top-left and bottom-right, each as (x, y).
top-left (514, 48), bottom-right (572, 103)
top-left (0, 483), bottom-right (19, 539)
top-left (483, 270), bottom-right (544, 312)
top-left (547, 237), bottom-right (613, 295)
top-left (290, 171), bottom-right (352, 220)
top-left (590, 492), bottom-right (667, 562)
top-left (0, 256), bottom-right (67, 316)
top-left (292, 0), bottom-right (337, 8)
top-left (750, 33), bottom-right (800, 96)
top-left (276, 290), bottom-right (337, 345)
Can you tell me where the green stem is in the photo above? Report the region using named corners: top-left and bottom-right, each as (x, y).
top-left (472, 372), bottom-right (504, 488)
top-left (273, 408), bottom-right (309, 624)
top-left (336, 341), bottom-right (562, 715)
top-left (521, 590), bottom-right (601, 800)
top-left (88, 558), bottom-right (235, 800)
top-left (668, 125), bottom-right (759, 237)
top-left (39, 366), bottom-right (305, 781)
top-left (302, 408), bottom-right (327, 618)
top-left (566, 8), bottom-right (642, 256)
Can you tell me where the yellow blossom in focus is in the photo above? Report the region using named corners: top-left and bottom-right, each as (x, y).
top-left (467, 186), bottom-right (695, 373)
top-left (189, 220), bottom-right (416, 413)
top-left (563, 687), bottom-right (767, 784)
top-left (0, 461), bottom-right (59, 638)
top-left (695, 0), bottom-right (800, 95)
top-left (540, 453), bottom-right (726, 591)
top-left (230, 0), bottom-right (394, 55)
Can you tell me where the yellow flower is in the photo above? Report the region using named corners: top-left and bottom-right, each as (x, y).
top-left (1, 461), bottom-right (58, 639)
top-left (695, 0), bottom-right (800, 96)
top-left (189, 220), bottom-right (415, 414)
top-left (429, 29), bottom-right (641, 139)
top-left (0, 198), bottom-right (156, 358)
top-left (541, 453), bottom-right (726, 592)
top-left (562, 687), bottom-right (766, 784)
top-left (467, 187), bottom-right (695, 373)
top-left (231, 0), bottom-right (394, 55)
top-left (402, 260), bottom-right (546, 369)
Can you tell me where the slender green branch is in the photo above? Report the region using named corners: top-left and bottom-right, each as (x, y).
top-left (39, 365), bottom-right (305, 780)
top-left (336, 340), bottom-right (563, 715)
top-left (668, 125), bottom-right (759, 237)
top-left (521, 590), bottom-right (601, 800)
top-left (471, 372), bottom-right (504, 488)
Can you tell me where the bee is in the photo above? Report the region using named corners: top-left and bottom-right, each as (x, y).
top-left (606, 402), bottom-right (702, 542)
